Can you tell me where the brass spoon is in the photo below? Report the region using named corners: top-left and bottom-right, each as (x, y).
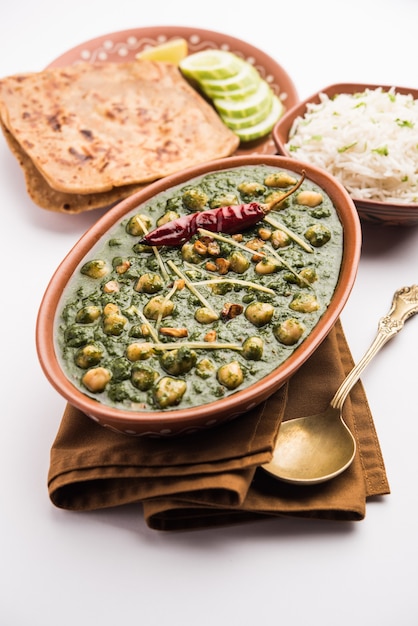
top-left (262, 285), bottom-right (418, 485)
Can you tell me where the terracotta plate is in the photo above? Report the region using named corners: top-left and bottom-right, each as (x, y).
top-left (47, 25), bottom-right (299, 157)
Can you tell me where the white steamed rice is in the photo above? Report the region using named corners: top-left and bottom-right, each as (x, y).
top-left (285, 87), bottom-right (418, 204)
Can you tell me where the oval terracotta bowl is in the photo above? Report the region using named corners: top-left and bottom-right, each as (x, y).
top-left (273, 83), bottom-right (418, 226)
top-left (36, 155), bottom-right (361, 436)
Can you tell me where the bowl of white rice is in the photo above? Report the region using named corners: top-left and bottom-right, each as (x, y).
top-left (273, 83), bottom-right (418, 225)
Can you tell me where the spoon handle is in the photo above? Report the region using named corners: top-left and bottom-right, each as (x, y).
top-left (331, 285), bottom-right (418, 409)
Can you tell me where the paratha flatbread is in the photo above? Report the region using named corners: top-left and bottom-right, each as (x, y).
top-left (0, 119), bottom-right (145, 213)
top-left (0, 60), bottom-right (239, 196)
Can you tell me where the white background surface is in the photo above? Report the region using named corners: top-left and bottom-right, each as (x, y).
top-left (1, 1), bottom-right (418, 624)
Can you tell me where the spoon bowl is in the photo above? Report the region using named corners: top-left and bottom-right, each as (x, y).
top-left (262, 285), bottom-right (418, 485)
top-left (263, 406), bottom-right (356, 484)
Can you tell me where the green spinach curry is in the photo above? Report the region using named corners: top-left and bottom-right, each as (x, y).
top-left (56, 165), bottom-right (343, 412)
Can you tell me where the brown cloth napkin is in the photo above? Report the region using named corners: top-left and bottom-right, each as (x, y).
top-left (48, 320), bottom-right (390, 531)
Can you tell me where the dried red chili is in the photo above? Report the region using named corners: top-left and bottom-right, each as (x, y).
top-left (140, 171), bottom-right (305, 247)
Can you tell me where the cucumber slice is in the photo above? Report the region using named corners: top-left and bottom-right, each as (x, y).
top-left (213, 80), bottom-right (273, 118)
top-left (179, 50), bottom-right (243, 80)
top-left (220, 97), bottom-right (274, 130)
top-left (233, 95), bottom-right (284, 142)
top-left (203, 80), bottom-right (260, 101)
top-left (204, 81), bottom-right (261, 101)
top-left (200, 63), bottom-right (260, 96)
top-left (179, 48), bottom-right (283, 141)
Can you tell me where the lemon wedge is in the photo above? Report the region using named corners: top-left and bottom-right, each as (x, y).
top-left (135, 38), bottom-right (188, 64)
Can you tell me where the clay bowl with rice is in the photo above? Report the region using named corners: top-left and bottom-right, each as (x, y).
top-left (273, 83), bottom-right (418, 226)
top-left (36, 155), bottom-right (361, 437)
